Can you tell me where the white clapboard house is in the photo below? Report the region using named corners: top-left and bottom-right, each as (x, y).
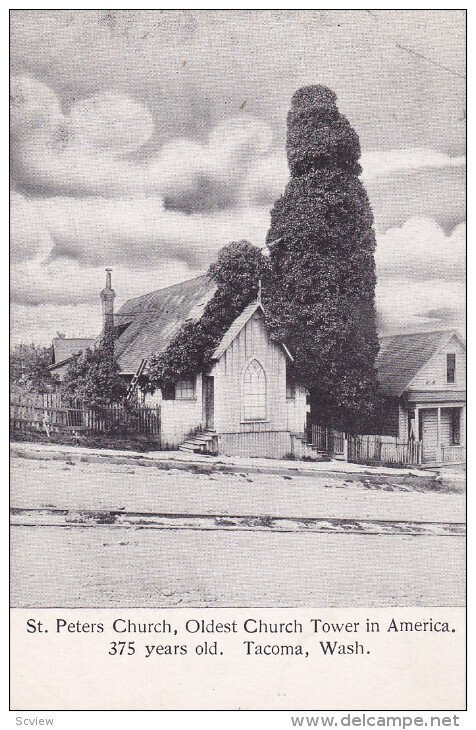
top-left (376, 330), bottom-right (466, 463)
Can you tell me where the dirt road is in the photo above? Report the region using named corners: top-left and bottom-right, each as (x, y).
top-left (10, 451), bottom-right (465, 608)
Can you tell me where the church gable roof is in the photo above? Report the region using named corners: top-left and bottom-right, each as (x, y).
top-left (212, 302), bottom-right (264, 360)
top-left (114, 274), bottom-right (216, 374)
top-left (212, 301), bottom-right (294, 362)
top-left (376, 329), bottom-right (465, 397)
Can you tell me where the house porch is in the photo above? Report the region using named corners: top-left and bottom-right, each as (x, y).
top-left (404, 392), bottom-right (465, 464)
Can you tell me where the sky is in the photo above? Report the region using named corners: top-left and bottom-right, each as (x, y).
top-left (10, 9), bottom-right (466, 345)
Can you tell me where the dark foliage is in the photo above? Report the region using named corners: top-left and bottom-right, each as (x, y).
top-left (10, 429), bottom-right (163, 452)
top-left (264, 85), bottom-right (380, 431)
top-left (62, 333), bottom-right (127, 410)
top-left (146, 241), bottom-right (269, 392)
top-left (10, 343), bottom-right (57, 392)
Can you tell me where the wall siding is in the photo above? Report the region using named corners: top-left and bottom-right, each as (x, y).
top-left (218, 430), bottom-right (291, 458)
top-left (144, 374), bottom-right (203, 447)
top-left (286, 386), bottom-right (308, 433)
top-left (420, 408), bottom-right (438, 462)
top-left (409, 336), bottom-right (466, 391)
top-left (214, 311), bottom-right (296, 434)
top-left (439, 409), bottom-right (453, 447)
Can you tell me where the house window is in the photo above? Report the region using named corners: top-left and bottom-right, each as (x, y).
top-left (451, 409), bottom-right (461, 445)
top-left (175, 379), bottom-right (196, 400)
top-left (161, 383), bottom-right (175, 400)
top-left (243, 359), bottom-right (266, 420)
top-left (446, 353), bottom-right (456, 384)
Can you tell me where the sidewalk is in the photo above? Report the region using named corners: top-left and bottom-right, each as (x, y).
top-left (10, 439), bottom-right (433, 479)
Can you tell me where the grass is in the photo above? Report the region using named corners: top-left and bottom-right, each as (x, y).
top-left (10, 428), bottom-right (166, 453)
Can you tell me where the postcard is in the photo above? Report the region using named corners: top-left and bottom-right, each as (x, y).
top-left (9, 8), bottom-right (467, 717)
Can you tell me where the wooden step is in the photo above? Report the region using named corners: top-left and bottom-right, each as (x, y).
top-left (179, 430), bottom-right (217, 453)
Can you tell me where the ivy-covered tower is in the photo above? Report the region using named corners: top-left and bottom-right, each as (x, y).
top-left (264, 85), bottom-right (380, 431)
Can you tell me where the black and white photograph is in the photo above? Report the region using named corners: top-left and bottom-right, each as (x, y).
top-left (9, 8), bottom-right (466, 713)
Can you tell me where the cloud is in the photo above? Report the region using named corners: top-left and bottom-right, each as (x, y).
top-left (10, 9), bottom-right (465, 156)
top-left (11, 75), bottom-right (465, 228)
top-left (361, 148), bottom-right (465, 182)
top-left (11, 75), bottom-right (274, 211)
top-left (375, 218), bottom-right (465, 333)
top-left (419, 307), bottom-right (464, 329)
top-left (366, 165), bottom-right (465, 233)
top-left (10, 302), bottom-right (102, 346)
top-left (375, 217), bottom-right (465, 282)
top-left (10, 255), bottom-right (198, 309)
top-left (239, 148), bottom-right (466, 222)
top-left (10, 192), bottom-right (271, 311)
top-left (10, 75), bottom-right (63, 135)
top-left (244, 152), bottom-right (289, 206)
top-left (376, 279), bottom-right (465, 334)
top-left (68, 91), bottom-right (155, 154)
top-left (11, 194), bottom-right (271, 273)
top-left (9, 74), bottom-right (465, 344)
top-left (10, 192), bottom-right (53, 263)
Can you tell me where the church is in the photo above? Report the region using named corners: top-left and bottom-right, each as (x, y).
top-left (101, 270), bottom-right (309, 456)
top-left (49, 269), bottom-right (465, 464)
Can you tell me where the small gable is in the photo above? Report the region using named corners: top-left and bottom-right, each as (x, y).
top-left (407, 332), bottom-right (465, 390)
top-left (377, 330), bottom-right (465, 396)
top-left (213, 302), bottom-right (293, 362)
top-left (52, 337), bottom-right (95, 365)
top-left (212, 302), bottom-right (264, 360)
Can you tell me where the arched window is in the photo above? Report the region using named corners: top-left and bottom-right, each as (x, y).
top-left (243, 359), bottom-right (266, 420)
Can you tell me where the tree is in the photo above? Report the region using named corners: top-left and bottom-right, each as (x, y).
top-left (264, 85), bottom-right (380, 431)
top-left (10, 343), bottom-right (57, 392)
top-left (147, 240), bottom-right (269, 392)
top-left (62, 340), bottom-right (126, 409)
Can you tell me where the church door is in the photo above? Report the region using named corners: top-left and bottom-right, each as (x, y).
top-left (203, 376), bottom-right (214, 429)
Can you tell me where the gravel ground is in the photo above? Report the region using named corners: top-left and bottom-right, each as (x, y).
top-left (11, 526), bottom-right (464, 608)
top-left (10, 453), bottom-right (465, 608)
top-left (10, 455), bottom-right (465, 522)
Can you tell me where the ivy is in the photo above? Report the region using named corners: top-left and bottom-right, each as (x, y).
top-left (264, 85), bottom-right (380, 431)
top-left (146, 241), bottom-right (270, 392)
top-left (145, 85), bottom-right (380, 432)
top-left (62, 338), bottom-right (127, 410)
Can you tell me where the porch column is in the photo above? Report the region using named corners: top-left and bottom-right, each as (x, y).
top-left (437, 406), bottom-right (441, 461)
top-left (413, 407), bottom-right (419, 440)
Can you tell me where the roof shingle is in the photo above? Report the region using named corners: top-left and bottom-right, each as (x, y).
top-left (114, 274), bottom-right (216, 374)
top-left (52, 337), bottom-right (95, 365)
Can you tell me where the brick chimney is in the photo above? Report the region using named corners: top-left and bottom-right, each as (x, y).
top-left (100, 268), bottom-right (116, 340)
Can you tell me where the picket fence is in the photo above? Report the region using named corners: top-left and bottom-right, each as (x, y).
top-left (347, 434), bottom-right (422, 466)
top-left (10, 392), bottom-right (160, 438)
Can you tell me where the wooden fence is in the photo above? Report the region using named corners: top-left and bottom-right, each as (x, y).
top-left (440, 444), bottom-right (466, 464)
top-left (310, 425), bottom-right (345, 455)
top-left (347, 434), bottom-right (422, 466)
top-left (10, 394), bottom-right (160, 438)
